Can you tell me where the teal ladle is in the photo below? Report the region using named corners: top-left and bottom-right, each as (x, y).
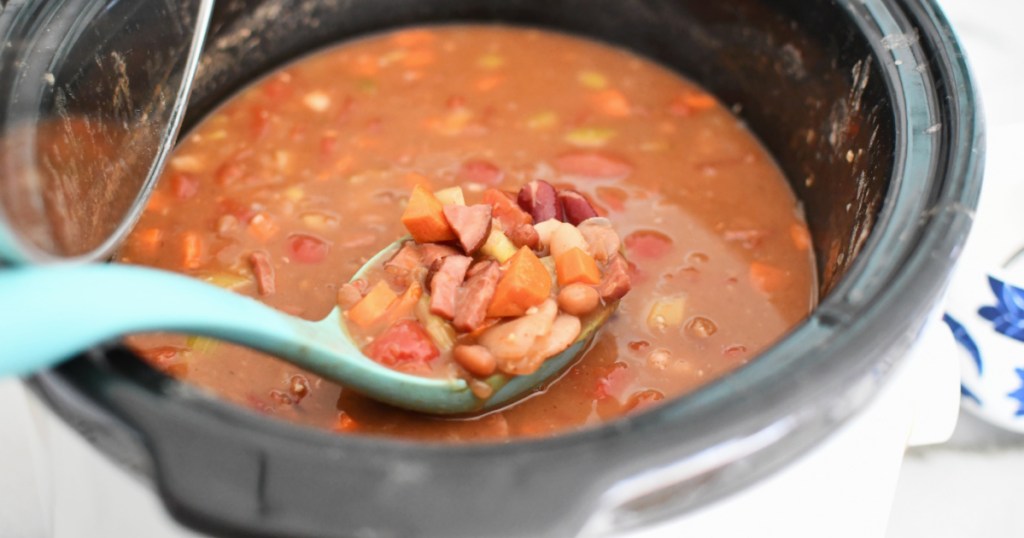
top-left (0, 239), bottom-right (614, 414)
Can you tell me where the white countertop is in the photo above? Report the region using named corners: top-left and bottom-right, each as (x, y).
top-left (886, 0), bottom-right (1024, 536)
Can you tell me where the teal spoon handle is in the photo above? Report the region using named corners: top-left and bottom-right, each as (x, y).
top-left (0, 264), bottom-right (476, 413)
top-left (0, 264), bottom-right (314, 374)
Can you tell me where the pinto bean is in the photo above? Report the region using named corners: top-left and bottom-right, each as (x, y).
top-left (507, 222), bottom-right (540, 250)
top-left (453, 344), bottom-right (497, 377)
top-left (557, 283), bottom-right (600, 316)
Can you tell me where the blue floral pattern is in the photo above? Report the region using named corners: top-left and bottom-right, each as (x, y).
top-left (978, 276), bottom-right (1024, 342)
top-left (944, 313), bottom-right (983, 405)
top-left (1010, 369), bottom-right (1024, 417)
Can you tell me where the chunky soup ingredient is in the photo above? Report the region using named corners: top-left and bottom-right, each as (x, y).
top-left (345, 182), bottom-right (629, 383)
top-left (119, 25), bottom-right (816, 442)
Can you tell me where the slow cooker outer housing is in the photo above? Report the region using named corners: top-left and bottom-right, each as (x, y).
top-left (30, 0), bottom-right (982, 537)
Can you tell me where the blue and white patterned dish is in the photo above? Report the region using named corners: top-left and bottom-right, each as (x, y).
top-left (942, 126), bottom-right (1024, 433)
top-left (946, 272), bottom-right (1024, 432)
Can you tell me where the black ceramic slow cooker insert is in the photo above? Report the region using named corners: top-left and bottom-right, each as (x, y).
top-left (28, 1), bottom-right (982, 537)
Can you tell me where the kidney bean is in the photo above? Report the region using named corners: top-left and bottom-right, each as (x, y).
top-left (517, 180), bottom-right (563, 223)
top-left (558, 190), bottom-right (598, 225)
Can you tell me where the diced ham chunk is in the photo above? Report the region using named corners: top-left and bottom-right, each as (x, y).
top-left (249, 251), bottom-right (276, 296)
top-left (577, 217), bottom-right (621, 262)
top-left (420, 243), bottom-right (460, 267)
top-left (428, 255), bottom-right (472, 320)
top-left (337, 281), bottom-right (365, 309)
top-left (596, 254), bottom-right (631, 301)
top-left (453, 261), bottom-right (501, 332)
top-left (384, 242), bottom-right (422, 277)
top-left (443, 204), bottom-right (493, 254)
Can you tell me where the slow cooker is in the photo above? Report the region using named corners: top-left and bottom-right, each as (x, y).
top-left (5, 0), bottom-right (982, 536)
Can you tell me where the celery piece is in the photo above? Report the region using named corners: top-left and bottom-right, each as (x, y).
top-left (201, 272), bottom-right (251, 291)
top-left (186, 335), bottom-right (219, 355)
top-left (481, 228), bottom-right (518, 263)
top-left (538, 256), bottom-right (558, 289)
top-left (415, 295), bottom-right (456, 352)
top-left (565, 127), bottom-right (616, 148)
top-left (434, 186), bottom-right (466, 206)
top-left (646, 295), bottom-right (687, 332)
top-left (577, 70), bottom-right (608, 90)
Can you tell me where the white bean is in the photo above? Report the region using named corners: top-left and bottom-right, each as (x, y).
top-left (549, 222), bottom-right (590, 259)
top-left (479, 299), bottom-right (557, 365)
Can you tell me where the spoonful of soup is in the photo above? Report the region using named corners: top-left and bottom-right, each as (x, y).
top-left (0, 182), bottom-right (630, 414)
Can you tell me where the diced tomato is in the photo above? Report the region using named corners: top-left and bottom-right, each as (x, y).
top-left (215, 161), bottom-right (245, 186)
top-left (171, 173), bottom-right (199, 199)
top-left (594, 362), bottom-right (632, 401)
top-left (624, 230), bottom-right (673, 259)
top-left (262, 76), bottom-right (292, 100)
top-left (554, 150), bottom-right (633, 179)
top-left (364, 320), bottom-right (439, 368)
top-left (250, 105), bottom-right (270, 139)
top-left (218, 198), bottom-right (255, 221)
top-left (287, 234), bottom-right (329, 264)
top-left (320, 134), bottom-right (338, 156)
top-left (458, 159), bottom-right (503, 185)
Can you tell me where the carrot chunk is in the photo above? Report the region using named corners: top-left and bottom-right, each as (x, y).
top-left (347, 281), bottom-right (398, 329)
top-left (790, 223), bottom-right (812, 251)
top-left (382, 281), bottom-right (423, 327)
top-left (487, 246), bottom-right (553, 317)
top-left (590, 89), bottom-right (632, 117)
top-left (555, 247), bottom-right (602, 286)
top-left (483, 188), bottom-right (532, 230)
top-left (401, 184), bottom-right (456, 243)
top-left (749, 262), bottom-right (788, 294)
top-left (182, 232), bottom-right (203, 270)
